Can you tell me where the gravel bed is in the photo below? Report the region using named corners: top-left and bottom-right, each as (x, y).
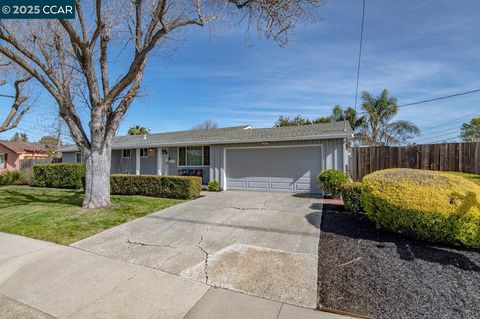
top-left (316, 203), bottom-right (480, 319)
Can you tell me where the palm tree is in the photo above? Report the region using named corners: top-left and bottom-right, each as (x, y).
top-left (356, 89), bottom-right (420, 146)
top-left (330, 105), bottom-right (365, 131)
top-left (127, 125), bottom-right (150, 135)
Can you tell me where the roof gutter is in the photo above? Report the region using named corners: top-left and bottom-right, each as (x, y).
top-left (58, 132), bottom-right (353, 152)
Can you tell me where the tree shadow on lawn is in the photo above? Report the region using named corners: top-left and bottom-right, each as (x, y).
top-left (0, 188), bottom-right (83, 209)
top-left (306, 204), bottom-right (480, 272)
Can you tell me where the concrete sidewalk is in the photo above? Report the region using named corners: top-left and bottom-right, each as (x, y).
top-left (0, 232), bottom-right (352, 319)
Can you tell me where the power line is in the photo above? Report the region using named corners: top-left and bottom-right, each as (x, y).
top-left (428, 135), bottom-right (460, 144)
top-left (397, 89), bottom-right (480, 108)
top-left (418, 126), bottom-right (461, 139)
top-left (415, 130), bottom-right (460, 142)
top-left (420, 110), bottom-right (480, 131)
top-left (358, 89), bottom-right (480, 116)
top-left (354, 0), bottom-right (366, 111)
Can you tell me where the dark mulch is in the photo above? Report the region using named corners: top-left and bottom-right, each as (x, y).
top-left (313, 203), bottom-right (480, 319)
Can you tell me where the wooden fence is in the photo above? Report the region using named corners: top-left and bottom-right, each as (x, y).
top-left (19, 157), bottom-right (60, 170)
top-left (349, 142), bottom-right (480, 181)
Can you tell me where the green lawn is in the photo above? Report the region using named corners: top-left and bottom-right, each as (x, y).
top-left (448, 172), bottom-right (480, 186)
top-left (0, 186), bottom-right (182, 245)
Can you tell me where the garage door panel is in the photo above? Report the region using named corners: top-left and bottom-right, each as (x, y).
top-left (295, 183), bottom-right (312, 191)
top-left (247, 181), bottom-right (269, 189)
top-left (270, 182), bottom-right (295, 191)
top-left (226, 146), bottom-right (322, 194)
top-left (227, 180), bottom-right (248, 189)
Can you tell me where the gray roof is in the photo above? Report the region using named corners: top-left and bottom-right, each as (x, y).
top-left (59, 122), bottom-right (352, 152)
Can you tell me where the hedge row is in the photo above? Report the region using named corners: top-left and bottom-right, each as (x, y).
top-left (111, 174), bottom-right (201, 199)
top-left (32, 163), bottom-right (85, 189)
top-left (32, 164), bottom-right (201, 200)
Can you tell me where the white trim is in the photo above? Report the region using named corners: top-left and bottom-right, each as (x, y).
top-left (223, 143), bottom-right (325, 150)
top-left (135, 148), bottom-right (140, 175)
top-left (223, 144), bottom-right (325, 192)
top-left (156, 147), bottom-right (162, 175)
top-left (177, 145), bottom-right (210, 167)
top-left (222, 147), bottom-right (227, 191)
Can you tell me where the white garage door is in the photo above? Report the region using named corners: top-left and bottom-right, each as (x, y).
top-left (225, 146), bottom-right (323, 193)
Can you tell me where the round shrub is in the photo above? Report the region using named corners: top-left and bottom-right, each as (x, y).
top-left (207, 179), bottom-right (221, 192)
top-left (341, 182), bottom-right (364, 213)
top-left (317, 169), bottom-right (349, 198)
top-left (362, 168), bottom-right (480, 247)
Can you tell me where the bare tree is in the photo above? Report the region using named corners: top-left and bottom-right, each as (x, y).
top-left (191, 120), bottom-right (218, 130)
top-left (0, 74), bottom-right (32, 133)
top-left (0, 0), bottom-right (322, 208)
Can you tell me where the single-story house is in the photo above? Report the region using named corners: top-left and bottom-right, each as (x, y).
top-left (0, 140), bottom-right (49, 172)
top-left (59, 122), bottom-right (352, 193)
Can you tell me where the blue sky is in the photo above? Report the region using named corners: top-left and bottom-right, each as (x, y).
top-left (1, 0), bottom-right (480, 143)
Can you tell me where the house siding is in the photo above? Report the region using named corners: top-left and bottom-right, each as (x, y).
top-left (61, 138), bottom-right (345, 188)
top-left (0, 145), bottom-right (19, 171)
top-left (62, 152), bottom-right (76, 163)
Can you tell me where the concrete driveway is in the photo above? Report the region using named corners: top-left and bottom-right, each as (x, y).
top-left (72, 191), bottom-right (322, 308)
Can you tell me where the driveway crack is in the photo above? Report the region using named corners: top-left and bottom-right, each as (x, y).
top-left (230, 198), bottom-right (270, 211)
top-left (230, 206), bottom-right (266, 211)
top-left (197, 235), bottom-right (210, 285)
top-left (126, 239), bottom-right (176, 249)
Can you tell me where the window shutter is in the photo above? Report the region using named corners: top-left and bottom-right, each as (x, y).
top-left (4, 153), bottom-right (7, 169)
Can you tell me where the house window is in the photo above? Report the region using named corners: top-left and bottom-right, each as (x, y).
top-left (0, 154), bottom-right (5, 168)
top-left (178, 146), bottom-right (209, 166)
top-left (122, 149), bottom-right (131, 158)
top-left (140, 148), bottom-right (148, 157)
top-left (75, 152), bottom-right (83, 163)
top-left (179, 147), bottom-right (186, 166)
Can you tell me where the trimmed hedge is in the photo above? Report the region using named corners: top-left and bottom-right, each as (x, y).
top-left (110, 174), bottom-right (201, 199)
top-left (341, 182), bottom-right (363, 213)
top-left (33, 163), bottom-right (85, 189)
top-left (317, 169), bottom-right (350, 198)
top-left (362, 168), bottom-right (480, 247)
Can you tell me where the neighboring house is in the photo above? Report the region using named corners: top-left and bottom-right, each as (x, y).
top-left (59, 123), bottom-right (352, 193)
top-left (0, 141), bottom-right (49, 172)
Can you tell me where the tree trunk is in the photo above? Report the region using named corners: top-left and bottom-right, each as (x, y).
top-left (83, 146), bottom-right (111, 208)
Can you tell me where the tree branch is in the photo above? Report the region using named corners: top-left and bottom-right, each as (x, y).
top-left (0, 75), bottom-right (32, 132)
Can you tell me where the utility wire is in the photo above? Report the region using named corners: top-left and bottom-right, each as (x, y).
top-left (420, 110), bottom-right (480, 131)
top-left (415, 130), bottom-right (460, 142)
top-left (397, 89), bottom-right (480, 108)
top-left (358, 89), bottom-right (480, 115)
top-left (418, 126), bottom-right (461, 139)
top-left (428, 135), bottom-right (460, 144)
top-left (354, 0), bottom-right (366, 111)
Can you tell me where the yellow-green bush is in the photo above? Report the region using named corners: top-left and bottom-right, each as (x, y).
top-left (362, 168), bottom-right (480, 247)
